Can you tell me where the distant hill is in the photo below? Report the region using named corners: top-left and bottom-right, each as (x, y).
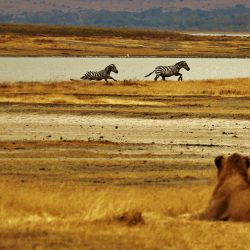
top-left (1, 1), bottom-right (250, 31)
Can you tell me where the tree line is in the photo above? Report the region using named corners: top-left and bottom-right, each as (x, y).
top-left (1, 5), bottom-right (250, 31)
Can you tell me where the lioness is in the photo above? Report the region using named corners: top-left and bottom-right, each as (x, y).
top-left (184, 153), bottom-right (250, 221)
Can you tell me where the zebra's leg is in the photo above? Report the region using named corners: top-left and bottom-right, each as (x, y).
top-left (108, 76), bottom-right (117, 81)
top-left (162, 76), bottom-right (166, 81)
top-left (178, 73), bottom-right (183, 81)
top-left (154, 75), bottom-right (160, 81)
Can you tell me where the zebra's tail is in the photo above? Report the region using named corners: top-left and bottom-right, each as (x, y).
top-left (144, 70), bottom-right (155, 77)
top-left (70, 78), bottom-right (81, 82)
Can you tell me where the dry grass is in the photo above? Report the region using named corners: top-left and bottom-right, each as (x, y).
top-left (1, 78), bottom-right (250, 249)
top-left (0, 179), bottom-right (208, 220)
top-left (0, 138), bottom-right (215, 249)
top-left (0, 138), bottom-right (249, 248)
top-left (0, 79), bottom-right (249, 119)
top-left (0, 24), bottom-right (250, 57)
top-left (1, 78), bottom-right (250, 97)
top-left (1, 178), bottom-right (250, 250)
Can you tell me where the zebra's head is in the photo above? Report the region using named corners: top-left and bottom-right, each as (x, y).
top-left (106, 64), bottom-right (119, 74)
top-left (180, 61), bottom-right (190, 71)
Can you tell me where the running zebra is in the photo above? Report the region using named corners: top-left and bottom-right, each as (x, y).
top-left (145, 61), bottom-right (190, 81)
top-left (81, 64), bottom-right (118, 82)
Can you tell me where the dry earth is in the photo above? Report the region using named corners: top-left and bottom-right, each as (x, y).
top-left (0, 80), bottom-right (250, 249)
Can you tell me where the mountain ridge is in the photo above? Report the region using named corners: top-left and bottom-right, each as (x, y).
top-left (1, 1), bottom-right (250, 31)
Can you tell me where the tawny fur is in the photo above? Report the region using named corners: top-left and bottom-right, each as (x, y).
top-left (182, 153), bottom-right (250, 221)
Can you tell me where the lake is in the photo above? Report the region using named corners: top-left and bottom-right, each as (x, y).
top-left (0, 57), bottom-right (250, 82)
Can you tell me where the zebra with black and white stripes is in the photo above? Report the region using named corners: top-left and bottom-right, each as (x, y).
top-left (145, 61), bottom-right (190, 81)
top-left (81, 64), bottom-right (119, 82)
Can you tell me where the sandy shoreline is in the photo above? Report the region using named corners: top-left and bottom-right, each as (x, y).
top-left (1, 112), bottom-right (249, 156)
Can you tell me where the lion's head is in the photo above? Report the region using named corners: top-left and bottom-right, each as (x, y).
top-left (214, 153), bottom-right (250, 183)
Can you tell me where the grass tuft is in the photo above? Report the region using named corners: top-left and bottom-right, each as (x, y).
top-left (114, 211), bottom-right (145, 226)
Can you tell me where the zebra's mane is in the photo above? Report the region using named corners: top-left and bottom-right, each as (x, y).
top-left (105, 64), bottom-right (114, 70)
top-left (175, 61), bottom-right (185, 66)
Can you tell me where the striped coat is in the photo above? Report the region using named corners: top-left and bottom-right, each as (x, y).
top-left (81, 64), bottom-right (119, 82)
top-left (145, 61), bottom-right (190, 81)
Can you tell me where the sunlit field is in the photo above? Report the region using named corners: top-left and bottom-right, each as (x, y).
top-left (2, 177), bottom-right (250, 250)
top-left (1, 79), bottom-right (250, 249)
top-left (1, 79), bottom-right (250, 119)
top-left (0, 24), bottom-right (250, 57)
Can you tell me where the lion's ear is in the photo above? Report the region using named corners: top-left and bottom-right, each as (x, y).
top-left (245, 157), bottom-right (250, 169)
top-left (215, 155), bottom-right (224, 170)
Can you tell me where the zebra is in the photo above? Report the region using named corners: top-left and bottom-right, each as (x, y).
top-left (81, 64), bottom-right (118, 82)
top-left (145, 61), bottom-right (190, 81)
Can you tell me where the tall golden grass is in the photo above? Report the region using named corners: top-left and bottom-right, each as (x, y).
top-left (1, 79), bottom-right (249, 119)
top-left (1, 180), bottom-right (209, 220)
top-left (1, 78), bottom-right (250, 96)
top-left (2, 178), bottom-right (250, 250)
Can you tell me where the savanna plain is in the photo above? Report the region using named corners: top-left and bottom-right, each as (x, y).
top-left (1, 23), bottom-right (250, 57)
top-left (1, 78), bottom-right (250, 250)
top-left (1, 23), bottom-right (250, 250)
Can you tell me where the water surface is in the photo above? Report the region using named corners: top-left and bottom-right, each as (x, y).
top-left (1, 57), bottom-right (250, 82)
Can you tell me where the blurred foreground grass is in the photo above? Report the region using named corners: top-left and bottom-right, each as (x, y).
top-left (1, 178), bottom-right (250, 250)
